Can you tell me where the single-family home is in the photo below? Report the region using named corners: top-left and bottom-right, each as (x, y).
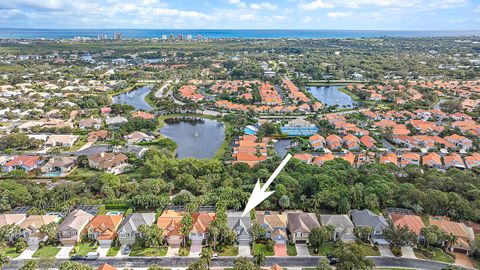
top-left (256, 211), bottom-right (288, 244)
top-left (79, 118), bottom-right (102, 130)
top-left (87, 152), bottom-right (129, 174)
top-left (326, 135), bottom-right (343, 150)
top-left (131, 111), bottom-right (155, 120)
top-left (87, 130), bottom-right (109, 142)
top-left (400, 152), bottom-right (421, 167)
top-left (86, 215), bottom-right (123, 246)
top-left (45, 135), bottom-right (79, 148)
top-left (351, 209), bottom-right (388, 243)
top-left (422, 152), bottom-right (443, 169)
top-left (97, 263), bottom-right (117, 270)
top-left (157, 210), bottom-right (185, 246)
top-left (319, 214), bottom-right (356, 242)
top-left (2, 155), bottom-right (42, 172)
top-left (286, 211), bottom-right (321, 244)
top-left (293, 153), bottom-right (313, 164)
top-left (464, 153), bottom-right (480, 169)
top-left (227, 211), bottom-right (252, 245)
top-left (125, 131), bottom-right (154, 144)
top-left (429, 216), bottom-right (475, 255)
top-left (444, 134), bottom-right (473, 151)
top-left (309, 134), bottom-right (325, 150)
top-left (389, 214), bottom-right (425, 237)
top-left (190, 212), bottom-right (216, 244)
top-left (106, 116), bottom-right (128, 127)
top-left (379, 152), bottom-right (398, 166)
top-left (312, 153), bottom-right (335, 166)
top-left (0, 214), bottom-right (27, 228)
top-left (343, 134), bottom-right (360, 150)
top-left (57, 210), bottom-right (94, 245)
top-left (444, 153), bottom-right (466, 170)
top-left (19, 215), bottom-right (58, 244)
top-left (118, 213), bottom-right (156, 246)
top-left (40, 156), bottom-right (77, 175)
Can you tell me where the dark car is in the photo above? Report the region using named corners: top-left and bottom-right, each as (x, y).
top-left (326, 254), bottom-right (338, 265)
top-left (70, 255), bottom-right (85, 261)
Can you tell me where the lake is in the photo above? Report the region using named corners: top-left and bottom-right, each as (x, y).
top-left (159, 117), bottom-right (225, 159)
top-left (307, 86), bottom-right (355, 108)
top-left (112, 85), bottom-right (154, 111)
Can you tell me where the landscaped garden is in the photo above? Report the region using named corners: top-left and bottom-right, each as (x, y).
top-left (308, 242), bottom-right (336, 256)
top-left (70, 240), bottom-right (97, 256)
top-left (129, 244), bottom-right (167, 257)
top-left (252, 241), bottom-right (274, 256)
top-left (217, 245), bottom-right (238, 256)
top-left (32, 246), bottom-right (60, 258)
top-left (0, 246), bottom-right (21, 258)
top-left (107, 245), bottom-right (121, 257)
top-left (414, 247), bottom-right (455, 264)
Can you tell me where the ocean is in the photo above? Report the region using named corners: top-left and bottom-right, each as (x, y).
top-left (0, 28), bottom-right (479, 39)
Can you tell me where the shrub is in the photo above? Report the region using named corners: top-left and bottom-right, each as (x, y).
top-left (266, 240), bottom-right (274, 252)
top-left (390, 245), bottom-right (402, 257)
top-left (15, 240), bottom-right (28, 253)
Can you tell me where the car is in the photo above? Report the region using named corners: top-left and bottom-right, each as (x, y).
top-left (70, 255), bottom-right (85, 261)
top-left (212, 253), bottom-right (218, 261)
top-left (85, 252), bottom-right (99, 260)
top-left (122, 245), bottom-right (131, 255)
top-left (326, 254), bottom-right (338, 265)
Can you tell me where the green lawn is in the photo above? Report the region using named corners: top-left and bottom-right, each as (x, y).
top-left (71, 241), bottom-right (97, 256)
top-left (217, 245), bottom-right (238, 256)
top-left (414, 247), bottom-right (455, 264)
top-left (129, 245), bottom-right (167, 257)
top-left (67, 168), bottom-right (101, 181)
top-left (308, 242), bottom-right (336, 256)
top-left (358, 244), bottom-right (381, 256)
top-left (287, 243), bottom-right (297, 256)
top-left (32, 246), bottom-right (60, 258)
top-left (0, 246), bottom-right (20, 258)
top-left (107, 245), bottom-right (120, 257)
top-left (252, 243), bottom-right (274, 256)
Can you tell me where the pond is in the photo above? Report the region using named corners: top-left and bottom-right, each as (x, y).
top-left (159, 117), bottom-right (225, 159)
top-left (112, 85), bottom-right (154, 111)
top-left (307, 85), bottom-right (355, 108)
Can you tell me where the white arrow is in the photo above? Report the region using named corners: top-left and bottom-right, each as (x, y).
top-left (241, 153), bottom-right (292, 217)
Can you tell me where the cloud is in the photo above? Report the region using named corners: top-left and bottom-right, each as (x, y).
top-left (327, 11), bottom-right (353, 18)
top-left (299, 0), bottom-right (334, 10)
top-left (250, 2), bottom-right (278, 10)
top-left (226, 0), bottom-right (246, 8)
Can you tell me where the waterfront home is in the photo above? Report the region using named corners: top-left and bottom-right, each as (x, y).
top-left (351, 209), bottom-right (388, 243)
top-left (309, 134), bottom-right (325, 150)
top-left (79, 118), bottom-right (102, 130)
top-left (157, 210), bottom-right (185, 246)
top-left (256, 211), bottom-right (288, 244)
top-left (232, 135), bottom-right (268, 167)
top-left (45, 135), bottom-right (79, 148)
top-left (319, 214), bottom-right (356, 242)
top-left (429, 216), bottom-right (475, 255)
top-left (125, 131), bottom-right (154, 144)
top-left (57, 210), bottom-right (94, 245)
top-left (86, 215), bottom-right (123, 246)
top-left (118, 213), bottom-right (156, 246)
top-left (227, 211), bottom-right (252, 245)
top-left (40, 156), bottom-right (77, 175)
top-left (19, 215), bottom-right (58, 244)
top-left (87, 152), bottom-right (129, 174)
top-left (389, 213), bottom-right (425, 237)
top-left (131, 111), bottom-right (155, 120)
top-left (106, 116), bottom-right (128, 127)
top-left (286, 211), bottom-right (321, 244)
top-left (2, 155), bottom-right (42, 172)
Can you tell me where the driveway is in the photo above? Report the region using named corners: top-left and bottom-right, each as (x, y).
top-left (274, 243), bottom-right (287, 257)
top-left (189, 241), bottom-right (202, 257)
top-left (454, 252), bottom-right (474, 268)
top-left (55, 245), bottom-right (74, 259)
top-left (166, 246), bottom-right (180, 257)
top-left (295, 244), bottom-right (309, 256)
top-left (378, 245), bottom-right (394, 257)
top-left (238, 244), bottom-right (251, 257)
top-left (76, 141), bottom-right (94, 152)
top-left (115, 245), bottom-right (129, 258)
top-left (96, 245), bottom-right (110, 258)
top-left (16, 245), bottom-right (38, 260)
top-left (401, 246), bottom-right (416, 259)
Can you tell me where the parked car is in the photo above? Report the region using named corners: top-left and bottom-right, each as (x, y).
top-left (85, 252), bottom-right (99, 260)
top-left (212, 253), bottom-right (218, 261)
top-left (70, 255), bottom-right (85, 261)
top-left (327, 254), bottom-right (338, 265)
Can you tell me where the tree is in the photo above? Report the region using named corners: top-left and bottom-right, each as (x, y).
top-left (383, 222), bottom-right (417, 248)
top-left (200, 247), bottom-right (213, 270)
top-left (180, 214), bottom-right (193, 248)
top-left (309, 227), bottom-right (332, 253)
top-left (207, 223), bottom-right (220, 251)
top-left (39, 222), bottom-right (58, 245)
top-left (138, 224), bottom-right (164, 252)
top-left (316, 258), bottom-right (333, 270)
top-left (58, 261), bottom-right (93, 270)
top-left (187, 259), bottom-right (207, 270)
top-left (253, 251), bottom-right (266, 267)
top-left (334, 243), bottom-right (374, 270)
top-left (354, 226), bottom-right (373, 243)
top-left (0, 254), bottom-right (10, 270)
top-left (278, 195), bottom-right (290, 210)
top-left (0, 224), bottom-right (21, 245)
top-left (20, 260), bottom-right (38, 270)
top-left (147, 264), bottom-right (169, 270)
top-left (233, 257), bottom-right (256, 270)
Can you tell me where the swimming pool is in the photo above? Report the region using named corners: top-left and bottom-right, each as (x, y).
top-left (106, 211), bottom-right (124, 215)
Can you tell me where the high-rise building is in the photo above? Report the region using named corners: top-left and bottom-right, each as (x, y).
top-left (186, 34), bottom-right (192, 40)
top-left (178, 34), bottom-right (183, 40)
top-left (162, 34), bottom-right (167, 40)
top-left (113, 33), bottom-right (122, 40)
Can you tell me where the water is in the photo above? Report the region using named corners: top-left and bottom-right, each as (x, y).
top-left (112, 85), bottom-right (153, 111)
top-left (307, 86), bottom-right (355, 108)
top-left (1, 28), bottom-right (479, 39)
top-left (159, 118), bottom-right (225, 159)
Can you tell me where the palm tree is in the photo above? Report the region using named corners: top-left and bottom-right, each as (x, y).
top-left (0, 254), bottom-right (10, 270)
top-left (200, 247), bottom-right (213, 270)
top-left (253, 251), bottom-right (266, 267)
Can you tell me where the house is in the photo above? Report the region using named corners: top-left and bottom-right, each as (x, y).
top-left (157, 210), bottom-right (185, 246)
top-left (227, 211), bottom-right (252, 245)
top-left (87, 130), bottom-right (109, 142)
top-left (86, 215), bottom-right (123, 246)
top-left (125, 131), bottom-right (154, 144)
top-left (444, 153), bottom-right (466, 170)
top-left (464, 153), bottom-right (480, 169)
top-left (106, 116), bottom-right (128, 127)
top-left (286, 211), bottom-right (321, 244)
top-left (40, 156), bottom-right (77, 175)
top-left (131, 111), bottom-right (155, 120)
top-left (79, 118), bottom-right (102, 130)
top-left (190, 212), bottom-right (216, 244)
top-left (87, 152), bottom-right (129, 174)
top-left (45, 135), bottom-right (79, 148)
top-left (293, 153), bottom-right (313, 164)
top-left (100, 107), bottom-right (111, 116)
top-left (57, 210), bottom-right (94, 245)
top-left (429, 216), bottom-right (475, 255)
top-left (309, 134), bottom-right (325, 150)
top-left (0, 214), bottom-right (27, 227)
top-left (400, 152), bottom-right (421, 167)
top-left (313, 153), bottom-right (335, 166)
top-left (256, 211), bottom-right (288, 244)
top-left (422, 152), bottom-right (443, 169)
top-left (326, 134), bottom-right (343, 150)
top-left (319, 214), bottom-right (356, 242)
top-left (120, 145), bottom-right (149, 159)
top-left (19, 215), bottom-right (58, 244)
top-left (351, 209), bottom-right (388, 243)
top-left (379, 152), bottom-right (398, 166)
top-left (444, 134), bottom-right (473, 151)
top-left (389, 214), bottom-right (425, 237)
top-left (343, 134), bottom-right (360, 150)
top-left (360, 135), bottom-right (376, 149)
top-left (118, 213), bottom-right (156, 246)
top-left (97, 263), bottom-right (117, 270)
top-left (2, 155), bottom-right (42, 172)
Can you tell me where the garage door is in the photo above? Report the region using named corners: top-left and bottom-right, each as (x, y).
top-left (453, 248), bottom-right (468, 254)
top-left (296, 240), bottom-right (307, 244)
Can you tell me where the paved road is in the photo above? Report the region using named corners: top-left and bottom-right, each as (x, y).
top-left (155, 80), bottom-right (172, 98)
top-left (6, 256), bottom-right (475, 270)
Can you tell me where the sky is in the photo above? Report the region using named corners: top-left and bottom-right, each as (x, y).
top-left (0, 0), bottom-right (479, 30)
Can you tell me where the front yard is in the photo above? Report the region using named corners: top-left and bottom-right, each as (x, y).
top-left (252, 242), bottom-right (274, 256)
top-left (287, 243), bottom-right (297, 256)
top-left (32, 246), bottom-right (60, 258)
top-left (308, 242), bottom-right (336, 256)
top-left (0, 246), bottom-right (20, 258)
top-left (358, 244), bottom-right (381, 256)
top-left (107, 245), bottom-right (120, 257)
top-left (216, 245), bottom-right (238, 256)
top-left (71, 241), bottom-right (97, 256)
top-left (414, 247), bottom-right (455, 264)
top-left (129, 245), bottom-right (167, 257)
